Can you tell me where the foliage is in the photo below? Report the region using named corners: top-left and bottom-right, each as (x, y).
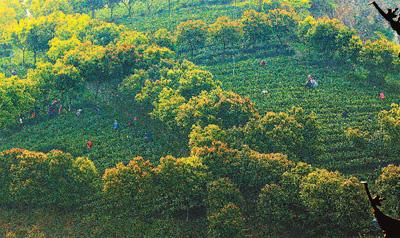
top-left (207, 203), bottom-right (246, 238)
top-left (359, 38), bottom-right (400, 85)
top-left (0, 149), bottom-right (98, 207)
top-left (378, 104), bottom-right (400, 156)
top-left (0, 76), bottom-right (36, 128)
top-left (176, 20), bottom-right (208, 55)
top-left (300, 169), bottom-right (370, 237)
top-left (241, 107), bottom-right (319, 160)
top-left (208, 16), bottom-right (242, 52)
top-left (241, 10), bottom-right (272, 45)
top-left (304, 17), bottom-right (356, 61)
top-left (375, 164), bottom-right (400, 217)
top-left (176, 88), bottom-right (257, 130)
top-left (153, 28), bottom-right (176, 50)
top-left (154, 156), bottom-right (209, 219)
top-left (206, 177), bottom-right (244, 213)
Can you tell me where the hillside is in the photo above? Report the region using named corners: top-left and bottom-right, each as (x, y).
top-left (1, 0), bottom-right (400, 237)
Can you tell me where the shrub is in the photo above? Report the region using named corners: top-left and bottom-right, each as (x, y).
top-left (359, 38), bottom-right (400, 85)
top-left (241, 10), bottom-right (272, 46)
top-left (242, 107), bottom-right (319, 160)
top-left (207, 203), bottom-right (246, 238)
top-left (345, 127), bottom-right (370, 149)
top-left (176, 88), bottom-right (258, 130)
top-left (300, 169), bottom-right (370, 237)
top-left (0, 149), bottom-right (98, 207)
top-left (206, 178), bottom-right (244, 214)
top-left (176, 20), bottom-right (207, 56)
top-left (378, 103), bottom-right (400, 156)
top-left (375, 164), bottom-right (400, 217)
top-left (102, 157), bottom-right (155, 215)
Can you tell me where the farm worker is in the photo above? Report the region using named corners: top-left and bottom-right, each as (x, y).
top-left (144, 131), bottom-right (152, 141)
top-left (259, 60), bottom-right (266, 66)
top-left (31, 110), bottom-right (36, 119)
top-left (11, 70), bottom-right (17, 76)
top-left (128, 116), bottom-right (138, 126)
top-left (113, 119), bottom-right (119, 130)
top-left (342, 111), bottom-right (349, 119)
top-left (305, 75), bottom-right (318, 89)
top-left (18, 117), bottom-right (23, 124)
top-left (76, 109), bottom-right (83, 117)
top-left (379, 91), bottom-right (385, 100)
top-left (87, 140), bottom-right (93, 150)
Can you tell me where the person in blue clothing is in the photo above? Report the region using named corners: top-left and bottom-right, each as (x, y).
top-left (144, 131), bottom-right (153, 141)
top-left (305, 75), bottom-right (318, 89)
top-left (113, 119), bottom-right (119, 130)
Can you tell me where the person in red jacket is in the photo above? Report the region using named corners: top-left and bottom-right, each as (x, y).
top-left (379, 91), bottom-right (385, 100)
top-left (87, 140), bottom-right (93, 150)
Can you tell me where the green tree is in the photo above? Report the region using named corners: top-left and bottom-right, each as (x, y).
top-left (257, 184), bottom-right (291, 234)
top-left (267, 8), bottom-right (298, 45)
top-left (208, 16), bottom-right (242, 55)
top-left (242, 107), bottom-right (319, 161)
top-left (25, 17), bottom-right (57, 64)
top-left (300, 169), bottom-right (370, 237)
top-left (207, 203), bottom-right (246, 238)
top-left (189, 124), bottom-right (227, 149)
top-left (305, 17), bottom-right (355, 62)
top-left (176, 88), bottom-right (257, 130)
top-left (107, 0), bottom-right (122, 20)
top-left (177, 69), bottom-right (220, 99)
top-left (0, 76), bottom-right (36, 128)
top-left (241, 10), bottom-right (272, 46)
top-left (376, 164), bottom-right (400, 217)
top-left (0, 149), bottom-right (98, 207)
top-left (206, 178), bottom-right (244, 214)
top-left (378, 104), bottom-right (400, 156)
top-left (102, 157), bottom-right (155, 215)
top-left (153, 28), bottom-right (175, 50)
top-left (176, 20), bottom-right (207, 56)
top-left (359, 38), bottom-right (399, 85)
top-left (155, 156), bottom-right (209, 221)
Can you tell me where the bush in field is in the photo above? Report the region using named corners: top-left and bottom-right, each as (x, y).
top-left (154, 156), bottom-right (209, 220)
top-left (47, 36), bottom-right (82, 62)
top-left (359, 38), bottom-right (400, 85)
top-left (242, 107), bottom-right (319, 160)
top-left (102, 157), bottom-right (155, 215)
top-left (192, 142), bottom-right (293, 198)
top-left (176, 20), bottom-right (207, 56)
top-left (83, 20), bottom-right (124, 46)
top-left (189, 124), bottom-right (227, 149)
top-left (241, 10), bottom-right (272, 46)
top-left (151, 87), bottom-right (186, 128)
top-left (176, 88), bottom-right (258, 130)
top-left (345, 127), bottom-right (369, 149)
top-left (208, 16), bottom-right (242, 53)
top-left (267, 8), bottom-right (298, 45)
top-left (300, 169), bottom-right (370, 237)
top-left (153, 28), bottom-right (175, 50)
top-left (378, 103), bottom-right (400, 156)
top-left (375, 164), bottom-right (400, 217)
top-left (0, 149), bottom-right (98, 207)
top-left (304, 17), bottom-right (356, 61)
top-left (177, 69), bottom-right (220, 99)
top-left (207, 203), bottom-right (246, 238)
top-left (257, 184), bottom-right (291, 234)
top-left (206, 178), bottom-right (244, 214)
top-left (33, 61), bottom-right (82, 102)
top-left (0, 76), bottom-right (36, 128)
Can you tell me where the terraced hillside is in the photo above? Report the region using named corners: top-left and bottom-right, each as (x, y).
top-left (206, 55), bottom-right (400, 179)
